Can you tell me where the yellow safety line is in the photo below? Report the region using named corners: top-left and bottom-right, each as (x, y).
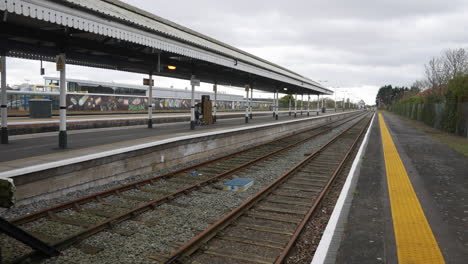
top-left (379, 113), bottom-right (445, 264)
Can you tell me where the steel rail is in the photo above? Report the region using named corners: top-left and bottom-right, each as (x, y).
top-left (11, 112), bottom-right (362, 226)
top-left (274, 113), bottom-right (373, 263)
top-left (164, 113), bottom-right (372, 264)
top-left (11, 113), bottom-right (366, 262)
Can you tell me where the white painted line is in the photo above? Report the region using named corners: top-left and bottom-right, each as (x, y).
top-left (0, 111), bottom-right (357, 180)
top-left (310, 112), bottom-right (375, 264)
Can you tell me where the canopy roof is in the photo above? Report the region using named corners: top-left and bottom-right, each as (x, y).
top-left (0, 0), bottom-right (332, 95)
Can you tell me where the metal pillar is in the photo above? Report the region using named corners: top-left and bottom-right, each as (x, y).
top-left (317, 94), bottom-right (320, 116)
top-left (58, 54), bottom-right (67, 149)
top-left (275, 90), bottom-right (278, 120)
top-left (245, 86), bottom-right (249, 123)
top-left (249, 87), bottom-right (253, 119)
top-left (190, 77), bottom-right (196, 130)
top-left (307, 94), bottom-right (310, 116)
top-left (334, 88), bottom-right (337, 112)
top-left (213, 84), bottom-right (217, 122)
top-left (1, 56), bottom-right (7, 144)
top-left (288, 96), bottom-right (292, 116)
top-left (147, 74), bottom-right (153, 128)
top-left (300, 94), bottom-right (304, 115)
top-left (272, 90), bottom-right (276, 118)
top-left (294, 93), bottom-right (297, 118)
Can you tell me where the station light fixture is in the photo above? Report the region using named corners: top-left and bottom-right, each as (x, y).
top-left (283, 88), bottom-right (288, 91)
top-left (167, 65), bottom-right (177, 70)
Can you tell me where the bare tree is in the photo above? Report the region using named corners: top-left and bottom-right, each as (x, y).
top-left (443, 48), bottom-right (468, 79)
top-left (411, 79), bottom-right (430, 91)
top-left (425, 56), bottom-right (445, 89)
top-left (424, 48), bottom-right (468, 95)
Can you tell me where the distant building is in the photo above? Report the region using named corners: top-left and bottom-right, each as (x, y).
top-left (44, 77), bottom-right (244, 101)
top-left (358, 100), bottom-right (366, 109)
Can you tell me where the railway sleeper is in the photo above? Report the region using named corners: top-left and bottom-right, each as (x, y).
top-left (279, 184), bottom-right (323, 192)
top-left (255, 205), bottom-right (308, 215)
top-left (218, 235), bottom-right (285, 249)
top-left (235, 222), bottom-right (295, 236)
top-left (262, 197), bottom-right (310, 207)
top-left (272, 190), bottom-right (316, 199)
top-left (203, 245), bottom-right (277, 264)
top-left (246, 211), bottom-right (302, 224)
top-left (287, 179), bottom-right (328, 186)
top-left (47, 215), bottom-right (94, 228)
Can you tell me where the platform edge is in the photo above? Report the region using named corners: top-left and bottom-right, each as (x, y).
top-left (310, 112), bottom-right (375, 264)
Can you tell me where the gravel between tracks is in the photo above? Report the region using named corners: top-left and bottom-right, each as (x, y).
top-left (33, 117), bottom-right (364, 264)
top-left (0, 139), bottom-right (271, 220)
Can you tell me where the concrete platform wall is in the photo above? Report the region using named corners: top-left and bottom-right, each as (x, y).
top-left (11, 111), bottom-right (360, 205)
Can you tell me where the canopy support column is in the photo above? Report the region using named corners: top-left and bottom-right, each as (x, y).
top-left (58, 53), bottom-right (67, 149)
top-left (147, 74), bottom-right (153, 128)
top-left (307, 94), bottom-right (310, 116)
top-left (300, 94), bottom-right (304, 116)
top-left (288, 95), bottom-right (291, 116)
top-left (317, 94), bottom-right (320, 116)
top-left (213, 84), bottom-right (217, 123)
top-left (249, 87), bottom-right (253, 119)
top-left (1, 56), bottom-right (7, 144)
top-left (275, 90), bottom-right (279, 120)
top-left (272, 90), bottom-right (276, 118)
top-left (294, 93), bottom-right (297, 118)
top-left (244, 86), bottom-right (249, 123)
top-left (190, 76), bottom-right (197, 130)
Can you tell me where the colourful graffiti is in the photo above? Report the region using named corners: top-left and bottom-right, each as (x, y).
top-left (5, 92), bottom-right (272, 112)
top-left (67, 95), bottom-right (148, 111)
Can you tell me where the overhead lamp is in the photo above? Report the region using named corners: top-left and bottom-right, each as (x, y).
top-left (283, 88), bottom-right (288, 91)
top-left (167, 65), bottom-right (177, 70)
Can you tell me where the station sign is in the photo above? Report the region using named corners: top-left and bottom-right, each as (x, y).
top-left (190, 78), bottom-right (200, 87)
top-left (56, 54), bottom-right (65, 71)
top-left (143, 78), bottom-right (154, 86)
top-left (213, 84), bottom-right (217, 92)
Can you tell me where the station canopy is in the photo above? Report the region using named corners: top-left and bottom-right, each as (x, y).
top-left (0, 0), bottom-right (332, 95)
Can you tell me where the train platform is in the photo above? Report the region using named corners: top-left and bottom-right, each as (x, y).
top-left (0, 110), bottom-right (324, 163)
top-left (0, 109), bottom-right (357, 206)
top-left (6, 111), bottom-right (277, 125)
top-left (313, 112), bottom-right (467, 264)
top-left (4, 110), bottom-right (300, 135)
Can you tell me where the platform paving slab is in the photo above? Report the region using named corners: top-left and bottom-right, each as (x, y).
top-left (335, 112), bottom-right (467, 264)
top-left (0, 112), bottom-right (294, 163)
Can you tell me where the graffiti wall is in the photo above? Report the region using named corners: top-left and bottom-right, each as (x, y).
top-left (5, 92), bottom-right (272, 112)
top-left (67, 94), bottom-right (149, 111)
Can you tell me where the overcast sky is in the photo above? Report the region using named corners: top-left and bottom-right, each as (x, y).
top-left (6, 0), bottom-right (468, 104)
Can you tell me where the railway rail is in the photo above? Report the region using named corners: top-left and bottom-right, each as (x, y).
top-left (163, 113), bottom-right (374, 264)
top-left (2, 112), bottom-right (367, 263)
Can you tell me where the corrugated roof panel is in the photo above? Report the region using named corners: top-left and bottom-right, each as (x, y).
top-left (5, 0), bottom-right (331, 94)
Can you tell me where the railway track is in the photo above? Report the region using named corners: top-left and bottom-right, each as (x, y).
top-left (1, 112), bottom-right (366, 263)
top-left (163, 113), bottom-right (374, 264)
